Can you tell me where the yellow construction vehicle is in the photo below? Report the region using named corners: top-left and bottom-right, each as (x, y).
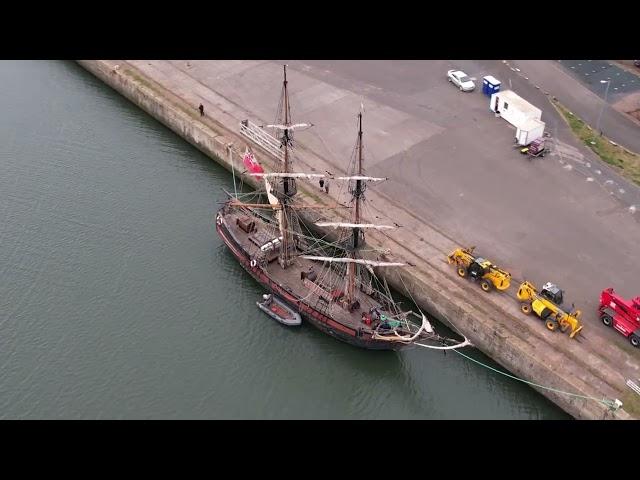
top-left (516, 281), bottom-right (583, 339)
top-left (447, 246), bottom-right (511, 293)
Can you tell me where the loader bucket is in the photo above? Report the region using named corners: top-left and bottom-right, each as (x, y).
top-left (569, 325), bottom-right (584, 339)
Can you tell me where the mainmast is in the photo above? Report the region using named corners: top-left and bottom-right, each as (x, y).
top-left (346, 112), bottom-right (365, 305)
top-left (307, 110), bottom-right (397, 308)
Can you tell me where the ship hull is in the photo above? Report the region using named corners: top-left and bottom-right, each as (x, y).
top-left (216, 211), bottom-right (411, 351)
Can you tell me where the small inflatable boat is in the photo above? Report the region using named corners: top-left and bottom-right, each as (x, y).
top-left (256, 294), bottom-right (302, 326)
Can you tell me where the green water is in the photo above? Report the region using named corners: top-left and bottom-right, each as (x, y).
top-left (0, 60), bottom-right (569, 419)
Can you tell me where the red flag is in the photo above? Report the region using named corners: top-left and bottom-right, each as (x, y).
top-left (242, 148), bottom-right (264, 174)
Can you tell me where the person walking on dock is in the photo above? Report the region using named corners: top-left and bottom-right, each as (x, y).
top-left (198, 104), bottom-right (205, 117)
top-left (319, 178), bottom-right (324, 190)
top-left (324, 178), bottom-right (330, 194)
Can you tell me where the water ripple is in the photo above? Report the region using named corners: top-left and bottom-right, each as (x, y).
top-left (0, 61), bottom-right (568, 419)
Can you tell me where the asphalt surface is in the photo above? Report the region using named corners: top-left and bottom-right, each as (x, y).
top-left (509, 60), bottom-right (640, 154)
top-left (558, 60), bottom-right (640, 99)
top-left (127, 59), bottom-right (640, 362)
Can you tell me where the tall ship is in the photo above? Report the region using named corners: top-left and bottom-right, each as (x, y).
top-left (215, 65), bottom-right (466, 351)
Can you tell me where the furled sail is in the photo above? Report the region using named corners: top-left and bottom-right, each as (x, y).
top-left (373, 312), bottom-right (432, 342)
top-left (301, 256), bottom-right (406, 267)
top-left (252, 172), bottom-right (325, 179)
top-left (335, 176), bottom-right (388, 182)
top-left (266, 123), bottom-right (313, 131)
top-left (315, 222), bottom-right (395, 230)
top-left (264, 178), bottom-right (283, 238)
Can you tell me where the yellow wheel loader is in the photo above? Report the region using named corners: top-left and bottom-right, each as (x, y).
top-left (447, 246), bottom-right (511, 293)
top-left (516, 281), bottom-right (583, 339)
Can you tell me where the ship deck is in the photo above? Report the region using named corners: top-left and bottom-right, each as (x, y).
top-left (221, 207), bottom-right (403, 334)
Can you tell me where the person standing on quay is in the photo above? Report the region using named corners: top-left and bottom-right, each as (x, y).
top-left (198, 104), bottom-right (204, 117)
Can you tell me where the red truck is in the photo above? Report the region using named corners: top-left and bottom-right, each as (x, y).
top-left (599, 288), bottom-right (640, 347)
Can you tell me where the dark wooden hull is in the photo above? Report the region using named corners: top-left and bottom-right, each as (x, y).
top-left (216, 210), bottom-right (411, 351)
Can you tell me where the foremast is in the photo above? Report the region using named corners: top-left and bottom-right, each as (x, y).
top-left (247, 65), bottom-right (315, 269)
top-left (280, 65), bottom-right (293, 268)
top-left (270, 65), bottom-right (302, 269)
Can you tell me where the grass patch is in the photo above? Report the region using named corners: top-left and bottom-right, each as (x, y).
top-left (552, 100), bottom-right (640, 186)
top-left (621, 390), bottom-right (640, 418)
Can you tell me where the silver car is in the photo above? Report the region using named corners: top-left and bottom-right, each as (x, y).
top-left (447, 70), bottom-right (475, 91)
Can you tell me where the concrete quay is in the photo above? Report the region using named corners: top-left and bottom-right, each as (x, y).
top-left (77, 60), bottom-right (640, 419)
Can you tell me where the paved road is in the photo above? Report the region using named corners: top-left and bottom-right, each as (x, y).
top-left (559, 60), bottom-right (640, 99)
top-left (510, 60), bottom-right (640, 154)
top-left (127, 59), bottom-right (640, 362)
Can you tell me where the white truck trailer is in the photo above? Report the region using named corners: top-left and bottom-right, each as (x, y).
top-left (490, 90), bottom-right (546, 145)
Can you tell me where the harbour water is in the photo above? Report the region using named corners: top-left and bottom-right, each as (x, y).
top-left (0, 60), bottom-right (568, 419)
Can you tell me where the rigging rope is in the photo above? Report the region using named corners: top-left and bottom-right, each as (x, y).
top-left (396, 269), bottom-right (619, 410)
top-left (447, 348), bottom-right (622, 411)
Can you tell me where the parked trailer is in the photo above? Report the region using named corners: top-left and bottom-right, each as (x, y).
top-left (490, 90), bottom-right (541, 124)
top-left (516, 118), bottom-right (546, 146)
top-left (490, 90), bottom-right (546, 145)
